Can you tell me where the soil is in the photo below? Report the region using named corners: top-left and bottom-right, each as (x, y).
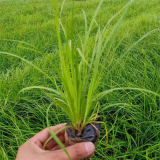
top-left (65, 122), bottom-right (101, 146)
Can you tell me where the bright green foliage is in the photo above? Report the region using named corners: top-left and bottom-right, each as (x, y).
top-left (1, 0), bottom-right (135, 130)
top-left (50, 0), bottom-right (110, 129)
top-left (0, 0), bottom-right (160, 159)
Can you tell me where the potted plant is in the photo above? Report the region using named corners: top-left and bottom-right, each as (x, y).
top-left (1, 0), bottom-right (159, 159)
top-left (37, 0), bottom-right (128, 155)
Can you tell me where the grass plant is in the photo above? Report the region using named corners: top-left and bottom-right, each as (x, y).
top-left (0, 0), bottom-right (160, 159)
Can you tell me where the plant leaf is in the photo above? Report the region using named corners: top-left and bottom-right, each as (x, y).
top-left (0, 51), bottom-right (58, 88)
top-left (19, 86), bottom-right (61, 96)
top-left (96, 87), bottom-right (160, 101)
top-left (49, 127), bottom-right (71, 160)
top-left (43, 126), bottom-right (70, 150)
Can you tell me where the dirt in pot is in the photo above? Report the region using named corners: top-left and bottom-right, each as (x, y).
top-left (65, 122), bottom-right (101, 158)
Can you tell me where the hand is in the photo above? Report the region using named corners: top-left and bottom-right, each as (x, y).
top-left (16, 123), bottom-right (95, 160)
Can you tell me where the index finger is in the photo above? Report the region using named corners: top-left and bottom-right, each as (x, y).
top-left (31, 123), bottom-right (66, 148)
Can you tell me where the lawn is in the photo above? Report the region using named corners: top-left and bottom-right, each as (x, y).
top-left (0, 0), bottom-right (160, 159)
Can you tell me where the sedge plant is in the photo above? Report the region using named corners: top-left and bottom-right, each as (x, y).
top-left (21, 0), bottom-right (126, 130)
top-left (1, 0), bottom-right (159, 130)
top-left (1, 0), bottom-right (160, 157)
top-left (35, 0), bottom-right (131, 130)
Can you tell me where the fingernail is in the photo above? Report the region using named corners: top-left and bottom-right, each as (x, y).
top-left (85, 142), bottom-right (95, 155)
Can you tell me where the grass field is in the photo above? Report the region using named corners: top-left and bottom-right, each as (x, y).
top-left (0, 0), bottom-right (160, 159)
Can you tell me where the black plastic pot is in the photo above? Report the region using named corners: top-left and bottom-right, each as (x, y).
top-left (65, 122), bottom-right (101, 158)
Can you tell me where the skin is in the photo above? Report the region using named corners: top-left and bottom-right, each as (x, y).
top-left (16, 123), bottom-right (95, 160)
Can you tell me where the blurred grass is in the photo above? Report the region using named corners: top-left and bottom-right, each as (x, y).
top-left (0, 0), bottom-right (160, 159)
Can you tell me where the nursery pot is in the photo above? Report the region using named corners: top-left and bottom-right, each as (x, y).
top-left (65, 122), bottom-right (101, 158)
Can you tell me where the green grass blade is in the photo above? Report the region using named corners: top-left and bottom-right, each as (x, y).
top-left (60, 0), bottom-right (66, 18)
top-left (43, 126), bottom-right (70, 150)
top-left (120, 29), bottom-right (158, 60)
top-left (0, 51), bottom-right (58, 87)
top-left (19, 86), bottom-right (61, 96)
top-left (49, 127), bottom-right (71, 160)
top-left (0, 39), bottom-right (39, 50)
top-left (96, 87), bottom-right (160, 100)
top-left (45, 103), bottom-right (71, 159)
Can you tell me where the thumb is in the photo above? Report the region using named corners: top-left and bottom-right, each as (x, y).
top-left (57, 142), bottom-right (95, 160)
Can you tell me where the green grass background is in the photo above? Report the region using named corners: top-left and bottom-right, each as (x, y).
top-left (0, 0), bottom-right (160, 159)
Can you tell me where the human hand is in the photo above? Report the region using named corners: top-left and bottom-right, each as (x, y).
top-left (16, 123), bottom-right (95, 160)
